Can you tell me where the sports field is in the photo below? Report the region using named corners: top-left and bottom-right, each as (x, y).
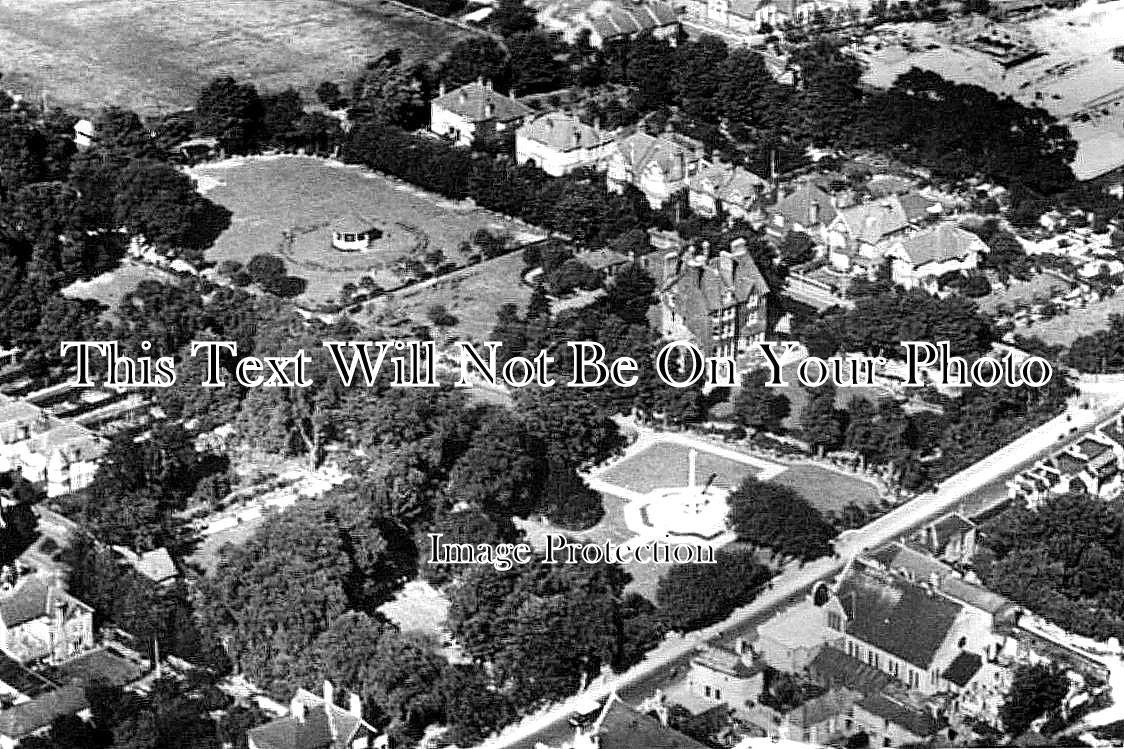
top-left (0, 0), bottom-right (479, 115)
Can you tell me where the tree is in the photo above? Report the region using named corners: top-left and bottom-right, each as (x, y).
top-left (541, 450), bottom-right (605, 529)
top-left (779, 231), bottom-right (816, 267)
top-left (800, 383), bottom-right (843, 454)
top-left (261, 88), bottom-right (306, 150)
top-left (657, 547), bottom-right (772, 630)
top-left (245, 253), bottom-right (287, 289)
top-left (733, 369), bottom-right (791, 433)
top-left (316, 81), bottom-right (346, 110)
top-left (727, 476), bottom-right (835, 560)
top-left (602, 262), bottom-right (656, 326)
top-left (439, 38), bottom-right (511, 90)
top-left (350, 50), bottom-right (427, 128)
top-left (444, 409), bottom-right (545, 517)
top-left (490, 0), bottom-right (538, 35)
top-left (196, 77), bottom-right (264, 154)
top-left (516, 386), bottom-right (625, 469)
top-left (1000, 663), bottom-right (1070, 736)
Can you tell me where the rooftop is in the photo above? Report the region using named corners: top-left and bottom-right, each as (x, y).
top-left (248, 688), bottom-right (375, 749)
top-left (837, 196), bottom-right (910, 245)
top-left (757, 599), bottom-right (835, 651)
top-left (588, 1), bottom-right (678, 40)
top-left (770, 182), bottom-right (838, 228)
top-left (0, 577), bottom-right (92, 629)
top-left (613, 131), bottom-right (703, 183)
top-left (938, 576), bottom-right (1012, 617)
top-left (432, 80), bottom-right (533, 124)
top-left (691, 646), bottom-right (761, 679)
top-left (591, 694), bottom-right (709, 749)
top-left (942, 650), bottom-right (983, 687)
top-left (0, 684), bottom-right (88, 740)
top-left (807, 646), bottom-right (892, 695)
top-left (856, 694), bottom-right (941, 738)
top-left (517, 112), bottom-right (615, 152)
top-left (895, 223), bottom-right (985, 267)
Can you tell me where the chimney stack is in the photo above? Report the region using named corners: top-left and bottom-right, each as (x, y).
top-left (349, 693), bottom-right (363, 719)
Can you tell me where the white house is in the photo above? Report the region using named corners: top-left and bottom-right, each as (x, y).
top-left (606, 131), bottom-right (705, 208)
top-left (429, 79), bottom-right (533, 147)
top-left (0, 571), bottom-right (94, 665)
top-left (688, 161), bottom-right (769, 220)
top-left (885, 223), bottom-right (987, 291)
top-left (826, 196), bottom-right (911, 273)
top-left (515, 112), bottom-right (616, 176)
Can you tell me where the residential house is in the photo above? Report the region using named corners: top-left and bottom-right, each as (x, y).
top-left (765, 182), bottom-right (838, 244)
top-left (885, 223), bottom-right (988, 291)
top-left (826, 195), bottom-right (911, 273)
top-left (248, 682), bottom-right (381, 749)
top-left (558, 692), bottom-right (709, 749)
top-left (685, 645), bottom-right (764, 714)
top-left (822, 564), bottom-right (993, 696)
top-left (0, 572), bottom-right (93, 665)
top-left (16, 424), bottom-right (104, 498)
top-left (429, 79), bottom-right (533, 147)
top-left (689, 161), bottom-right (769, 221)
top-left (852, 694), bottom-right (943, 747)
top-left (606, 131), bottom-right (705, 209)
top-left (756, 598), bottom-right (842, 672)
top-left (743, 686), bottom-right (861, 745)
top-left (912, 513), bottom-right (977, 565)
top-left (112, 546), bottom-right (179, 586)
top-left (579, 249), bottom-right (633, 283)
top-left (660, 241), bottom-right (771, 360)
top-left (515, 112), bottom-right (616, 176)
top-left (0, 684), bottom-right (90, 749)
top-left (585, 1), bottom-right (680, 48)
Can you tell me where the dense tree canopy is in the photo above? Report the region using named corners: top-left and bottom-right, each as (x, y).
top-left (727, 476), bottom-right (835, 560)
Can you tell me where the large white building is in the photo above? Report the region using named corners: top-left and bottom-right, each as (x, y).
top-left (515, 112), bottom-right (616, 176)
top-left (885, 223), bottom-right (988, 291)
top-left (429, 79), bottom-right (533, 147)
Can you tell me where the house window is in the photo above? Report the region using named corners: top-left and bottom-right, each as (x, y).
top-left (715, 689), bottom-right (722, 701)
top-left (958, 636), bottom-right (967, 649)
top-left (828, 612), bottom-right (842, 631)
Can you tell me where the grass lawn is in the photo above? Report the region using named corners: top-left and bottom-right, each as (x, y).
top-left (1010, 293), bottom-right (1124, 346)
top-left (0, 0), bottom-right (481, 115)
top-left (193, 156), bottom-right (540, 307)
top-left (62, 262), bottom-right (177, 316)
top-left (598, 442), bottom-right (761, 493)
top-left (771, 463), bottom-right (881, 516)
top-left (376, 250), bottom-right (532, 341)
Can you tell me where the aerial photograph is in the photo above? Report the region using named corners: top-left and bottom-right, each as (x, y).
top-left (0, 0), bottom-right (1123, 747)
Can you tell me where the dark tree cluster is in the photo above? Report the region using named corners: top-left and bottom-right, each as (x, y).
top-left (196, 77), bottom-right (341, 156)
top-left (726, 475), bottom-right (836, 560)
top-left (1065, 314), bottom-right (1124, 374)
top-left (656, 546), bottom-right (773, 630)
top-left (979, 490), bottom-right (1124, 642)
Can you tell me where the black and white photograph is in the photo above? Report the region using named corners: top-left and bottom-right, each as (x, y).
top-left (0, 0), bottom-right (1123, 747)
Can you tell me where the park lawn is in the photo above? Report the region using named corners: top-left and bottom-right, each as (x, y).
top-left (193, 156), bottom-right (539, 308)
top-left (771, 463), bottom-right (881, 516)
top-left (598, 442), bottom-right (762, 494)
top-left (0, 0), bottom-right (479, 115)
top-left (62, 263), bottom-right (178, 317)
top-left (377, 251), bottom-right (532, 341)
top-left (1010, 293), bottom-right (1124, 346)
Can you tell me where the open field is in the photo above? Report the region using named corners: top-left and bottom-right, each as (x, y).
top-left (192, 156), bottom-right (539, 307)
top-left (861, 5), bottom-right (1124, 180)
top-left (0, 0), bottom-right (479, 116)
top-left (599, 442), bottom-right (761, 493)
top-left (377, 251), bottom-right (533, 340)
top-left (1011, 292), bottom-right (1124, 345)
top-left (771, 464), bottom-right (881, 515)
top-left (61, 262), bottom-right (177, 315)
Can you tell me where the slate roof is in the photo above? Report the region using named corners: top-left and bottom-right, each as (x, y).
top-left (1078, 437), bottom-right (1113, 459)
top-left (807, 646), bottom-right (892, 695)
top-left (895, 224), bottom-right (984, 267)
top-left (592, 695), bottom-right (709, 749)
top-left (517, 112), bottom-right (614, 152)
top-left (432, 81), bottom-right (532, 123)
top-left (691, 646), bottom-right (761, 679)
top-left (836, 571), bottom-right (962, 669)
top-left (856, 694), bottom-right (941, 738)
top-left (784, 688), bottom-right (861, 729)
top-left (928, 513), bottom-right (975, 548)
top-left (247, 689), bottom-right (373, 749)
top-left (942, 650), bottom-right (983, 687)
top-left (771, 182), bottom-right (837, 228)
top-left (663, 250), bottom-right (770, 353)
top-left (588, 1), bottom-right (678, 40)
top-left (0, 653), bottom-right (57, 698)
top-left (899, 191), bottom-right (942, 223)
top-left (938, 577), bottom-right (1012, 617)
top-left (0, 684), bottom-right (88, 740)
top-left (865, 543), bottom-right (952, 582)
top-left (836, 196), bottom-right (910, 245)
top-left (48, 648), bottom-right (146, 689)
top-left (1053, 451), bottom-right (1087, 476)
top-left (613, 132), bottom-right (703, 183)
top-left (0, 578), bottom-right (92, 628)
top-left (691, 161), bottom-right (768, 207)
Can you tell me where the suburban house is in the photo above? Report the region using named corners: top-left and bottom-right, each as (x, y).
top-left (912, 513), bottom-right (978, 565)
top-left (685, 645), bottom-right (764, 714)
top-left (0, 684), bottom-right (90, 749)
top-left (429, 79), bottom-right (533, 147)
top-left (660, 240), bottom-right (771, 360)
top-left (885, 223), bottom-right (988, 291)
top-left (682, 0), bottom-right (819, 32)
top-left (606, 131), bottom-right (706, 208)
top-left (826, 196), bottom-right (912, 273)
top-left (852, 693), bottom-right (943, 747)
top-left (555, 693), bottom-right (708, 749)
top-left (765, 182), bottom-right (838, 244)
top-left (0, 570), bottom-right (94, 665)
top-left (248, 682), bottom-right (381, 749)
top-left (0, 402), bottom-right (104, 498)
top-left (688, 161), bottom-right (769, 220)
top-left (515, 112), bottom-right (616, 176)
top-left (584, 1), bottom-right (680, 48)
top-left (578, 248), bottom-right (633, 282)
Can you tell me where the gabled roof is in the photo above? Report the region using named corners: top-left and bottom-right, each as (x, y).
top-left (856, 694), bottom-right (941, 738)
top-left (691, 646), bottom-right (761, 679)
top-left (27, 423), bottom-right (102, 462)
top-left (1077, 437), bottom-right (1113, 459)
top-left (663, 248), bottom-right (770, 352)
top-left (589, 1), bottom-right (678, 40)
top-left (612, 132), bottom-right (703, 183)
top-left (0, 578), bottom-right (92, 628)
top-left (0, 401), bottom-right (42, 426)
top-left (518, 112), bottom-right (615, 152)
top-left (248, 688), bottom-right (374, 749)
top-left (785, 688), bottom-right (861, 729)
top-left (942, 650), bottom-right (983, 687)
top-left (0, 684), bottom-right (88, 739)
top-left (432, 81), bottom-right (532, 123)
top-left (865, 543), bottom-right (952, 583)
top-left (836, 196), bottom-right (910, 245)
top-left (808, 646), bottom-right (893, 695)
top-left (899, 191), bottom-right (942, 223)
top-left (937, 577), bottom-right (1012, 617)
top-left (691, 162), bottom-right (768, 207)
top-left (927, 513), bottom-right (975, 548)
top-left (836, 570), bottom-right (962, 669)
top-left (592, 694), bottom-right (709, 749)
top-left (770, 182), bottom-right (837, 227)
top-left (895, 224), bottom-right (984, 267)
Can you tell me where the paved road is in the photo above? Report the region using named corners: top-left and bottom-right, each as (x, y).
top-left (478, 387), bottom-right (1124, 749)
